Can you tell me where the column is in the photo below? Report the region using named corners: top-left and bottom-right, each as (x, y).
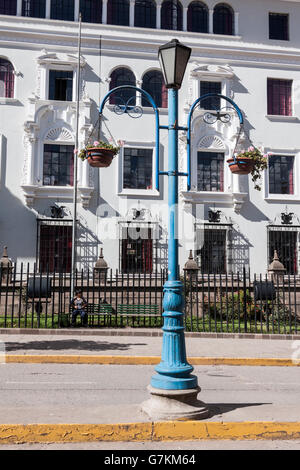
top-left (136, 80), bottom-right (142, 106)
top-left (130, 0), bottom-right (135, 27)
top-left (17, 0), bottom-right (22, 16)
top-left (102, 0), bottom-right (107, 24)
top-left (209, 9), bottom-right (213, 34)
top-left (46, 0), bottom-right (51, 19)
top-left (234, 12), bottom-right (239, 35)
top-left (74, 0), bottom-right (79, 21)
top-left (183, 7), bottom-right (188, 32)
top-left (156, 1), bottom-right (161, 29)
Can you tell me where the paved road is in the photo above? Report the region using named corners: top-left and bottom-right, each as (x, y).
top-left (0, 363), bottom-right (300, 424)
top-left (0, 333), bottom-right (297, 358)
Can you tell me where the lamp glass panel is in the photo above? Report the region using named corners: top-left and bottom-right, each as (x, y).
top-left (175, 46), bottom-right (191, 87)
top-left (159, 46), bottom-right (176, 87)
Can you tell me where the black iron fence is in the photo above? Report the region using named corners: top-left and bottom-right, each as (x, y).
top-left (0, 264), bottom-right (300, 334)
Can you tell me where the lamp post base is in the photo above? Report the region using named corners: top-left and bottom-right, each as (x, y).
top-left (141, 386), bottom-right (209, 421)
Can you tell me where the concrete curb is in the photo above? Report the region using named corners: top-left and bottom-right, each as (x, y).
top-left (0, 422), bottom-right (300, 443)
top-left (4, 355), bottom-right (300, 366)
top-left (0, 328), bottom-right (299, 340)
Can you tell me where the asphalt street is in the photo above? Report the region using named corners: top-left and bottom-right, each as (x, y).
top-left (0, 363), bottom-right (299, 424)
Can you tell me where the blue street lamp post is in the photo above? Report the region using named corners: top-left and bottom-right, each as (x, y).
top-left (141, 40), bottom-right (209, 420)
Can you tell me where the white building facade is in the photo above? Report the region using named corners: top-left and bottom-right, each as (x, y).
top-left (1, 0), bottom-right (300, 276)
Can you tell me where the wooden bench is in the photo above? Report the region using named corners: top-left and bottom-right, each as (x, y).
top-left (117, 304), bottom-right (160, 326)
top-left (68, 302), bottom-right (114, 327)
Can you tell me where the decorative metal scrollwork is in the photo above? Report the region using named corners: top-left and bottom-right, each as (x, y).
top-left (113, 96), bottom-right (143, 119)
top-left (203, 107), bottom-right (233, 125)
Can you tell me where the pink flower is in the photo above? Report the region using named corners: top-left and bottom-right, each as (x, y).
top-left (93, 141), bottom-right (100, 146)
top-left (248, 146), bottom-right (255, 152)
top-left (117, 139), bottom-right (125, 147)
top-left (73, 149), bottom-right (78, 154)
top-left (263, 154), bottom-right (269, 158)
top-left (267, 152), bottom-right (273, 156)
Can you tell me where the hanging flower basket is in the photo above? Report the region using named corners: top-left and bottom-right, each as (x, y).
top-left (78, 141), bottom-right (120, 168)
top-left (227, 146), bottom-right (269, 190)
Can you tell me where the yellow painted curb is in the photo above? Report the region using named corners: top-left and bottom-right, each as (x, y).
top-left (4, 355), bottom-right (299, 367)
top-left (0, 422), bottom-right (300, 443)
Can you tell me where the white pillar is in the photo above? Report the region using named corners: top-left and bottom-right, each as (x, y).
top-left (130, 0), bottom-right (135, 27)
top-left (136, 80), bottom-right (142, 106)
top-left (209, 9), bottom-right (213, 34)
top-left (156, 1), bottom-right (161, 29)
top-left (74, 0), bottom-right (79, 21)
top-left (102, 0), bottom-right (107, 24)
top-left (183, 7), bottom-right (188, 31)
top-left (46, 0), bottom-right (51, 19)
top-left (17, 0), bottom-right (22, 16)
top-left (234, 12), bottom-right (239, 35)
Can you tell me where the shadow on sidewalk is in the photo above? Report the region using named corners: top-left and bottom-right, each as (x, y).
top-left (4, 340), bottom-right (147, 352)
top-left (207, 402), bottom-right (272, 418)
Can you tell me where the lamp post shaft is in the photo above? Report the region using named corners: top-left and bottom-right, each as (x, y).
top-left (150, 89), bottom-right (198, 391)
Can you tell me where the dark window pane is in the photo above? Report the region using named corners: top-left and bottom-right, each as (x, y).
top-left (134, 0), bottom-right (156, 28)
top-left (269, 230), bottom-right (297, 275)
top-left (80, 0), bottom-right (102, 23)
top-left (0, 59), bottom-right (14, 98)
top-left (161, 0), bottom-right (183, 31)
top-left (269, 13), bottom-right (289, 40)
top-left (123, 148), bottom-right (153, 189)
top-left (22, 0), bottom-right (46, 17)
top-left (267, 78), bottom-right (292, 116)
top-left (213, 3), bottom-right (234, 35)
top-left (269, 155), bottom-right (294, 194)
top-left (197, 229), bottom-right (227, 274)
top-left (0, 0), bottom-right (17, 15)
top-left (50, 0), bottom-right (74, 21)
top-left (43, 144), bottom-right (74, 186)
top-left (121, 227), bottom-right (153, 273)
top-left (200, 81), bottom-right (221, 110)
top-left (49, 70), bottom-right (73, 101)
top-left (107, 0), bottom-right (129, 25)
top-left (197, 152), bottom-right (224, 192)
top-left (142, 70), bottom-right (167, 108)
top-left (109, 67), bottom-right (136, 105)
top-left (187, 1), bottom-right (208, 33)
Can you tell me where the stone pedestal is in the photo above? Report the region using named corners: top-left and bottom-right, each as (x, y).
top-left (141, 386), bottom-right (209, 421)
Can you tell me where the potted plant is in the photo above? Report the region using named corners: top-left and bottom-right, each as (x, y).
top-left (78, 140), bottom-right (120, 168)
top-left (227, 146), bottom-right (269, 190)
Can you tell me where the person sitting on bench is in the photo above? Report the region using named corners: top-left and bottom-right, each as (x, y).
top-left (71, 290), bottom-right (87, 327)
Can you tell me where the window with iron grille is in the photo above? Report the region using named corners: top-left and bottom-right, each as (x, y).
top-left (49, 70), bottom-right (73, 101)
top-left (268, 228), bottom-right (298, 275)
top-left (161, 0), bottom-right (183, 31)
top-left (267, 78), bottom-right (292, 116)
top-left (197, 151), bottom-right (224, 192)
top-left (134, 0), bottom-right (156, 28)
top-left (43, 144), bottom-right (74, 186)
top-left (213, 3), bottom-right (234, 35)
top-left (200, 81), bottom-right (221, 110)
top-left (187, 1), bottom-right (208, 33)
top-left (142, 70), bottom-right (167, 108)
top-left (0, 59), bottom-right (14, 98)
top-left (120, 225), bottom-right (154, 273)
top-left (269, 155), bottom-right (294, 194)
top-left (107, 0), bottom-right (129, 25)
top-left (197, 228), bottom-right (227, 274)
top-left (269, 13), bottom-right (289, 40)
top-left (80, 0), bottom-right (102, 23)
top-left (123, 148), bottom-right (153, 190)
top-left (0, 0), bottom-right (17, 15)
top-left (37, 220), bottom-right (73, 273)
top-left (109, 67), bottom-right (136, 105)
top-left (22, 0), bottom-right (46, 17)
top-left (50, 0), bottom-right (74, 21)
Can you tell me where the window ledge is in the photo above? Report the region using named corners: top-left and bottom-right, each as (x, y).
top-left (118, 189), bottom-right (160, 197)
top-left (21, 184), bottom-right (93, 208)
top-left (181, 190), bottom-right (247, 213)
top-left (266, 115), bottom-right (298, 122)
top-left (0, 97), bottom-right (18, 104)
top-left (265, 194), bottom-right (300, 202)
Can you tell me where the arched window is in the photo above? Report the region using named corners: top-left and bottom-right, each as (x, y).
top-left (109, 68), bottom-right (136, 105)
top-left (50, 0), bottom-right (75, 21)
top-left (0, 59), bottom-right (14, 98)
top-left (142, 70), bottom-right (167, 108)
top-left (161, 0), bottom-right (182, 31)
top-left (213, 3), bottom-right (234, 35)
top-left (80, 0), bottom-right (102, 23)
top-left (134, 0), bottom-right (156, 29)
top-left (0, 0), bottom-right (17, 15)
top-left (22, 0), bottom-right (46, 17)
top-left (187, 1), bottom-right (208, 33)
top-left (107, 0), bottom-right (129, 26)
